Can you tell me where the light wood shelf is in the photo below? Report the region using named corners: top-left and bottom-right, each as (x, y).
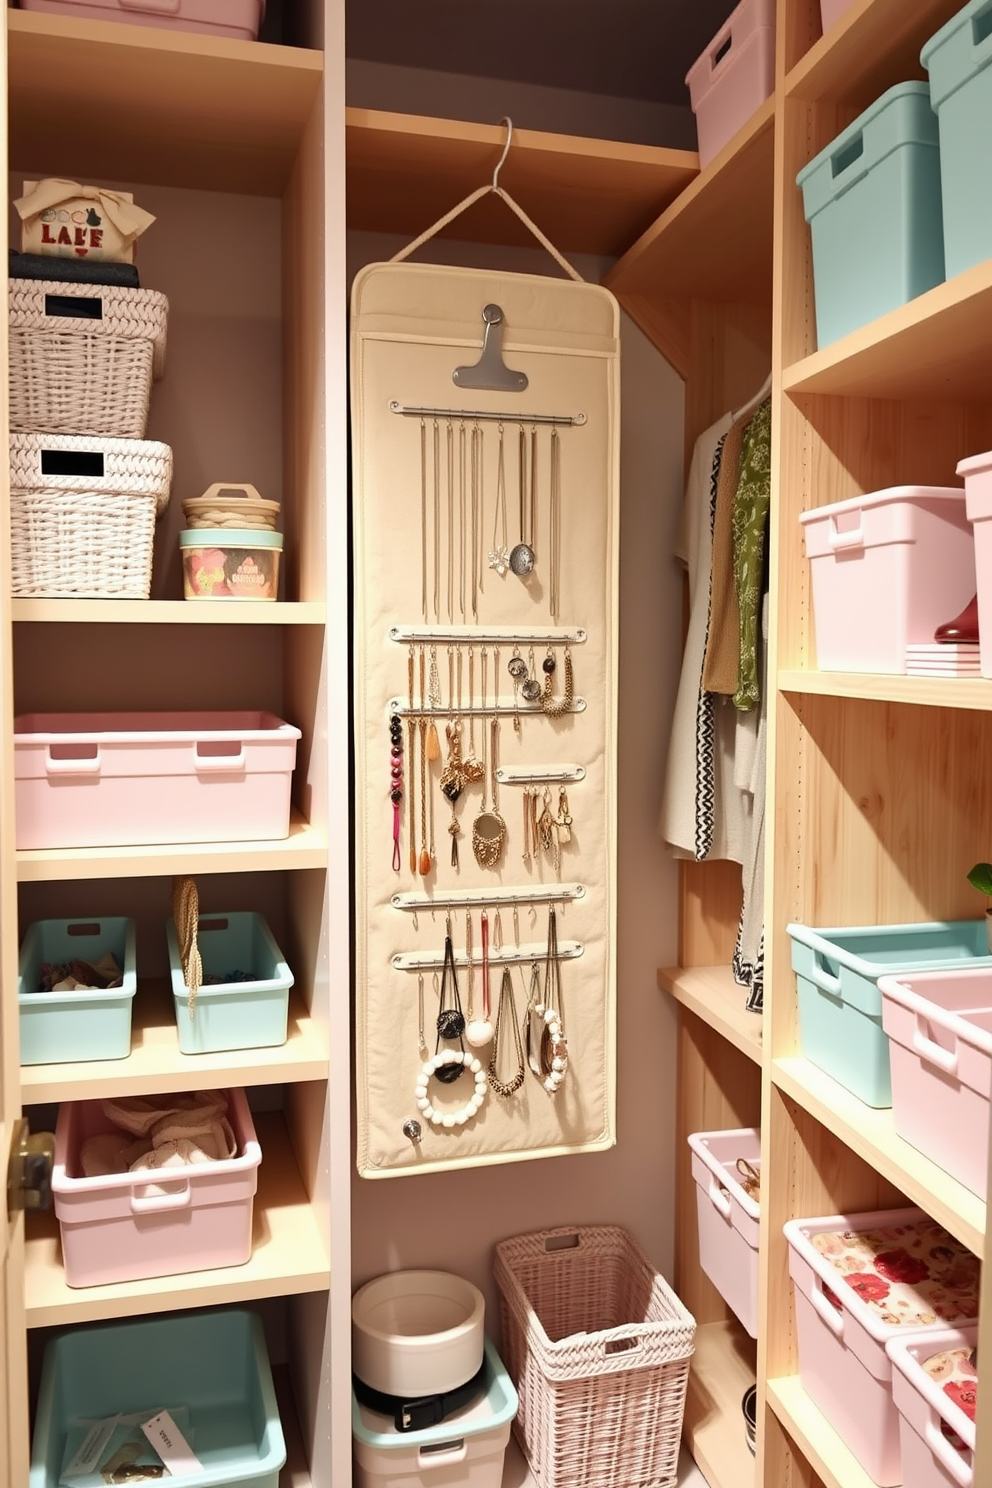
top-left (23, 1111), bottom-right (329, 1328)
top-left (779, 669), bottom-right (992, 710)
top-left (783, 258), bottom-right (992, 401)
top-left (7, 10), bottom-right (322, 195)
top-left (15, 810), bottom-right (326, 882)
top-left (773, 1056), bottom-right (986, 1258)
top-left (21, 985), bottom-right (327, 1102)
top-left (682, 1320), bottom-right (756, 1488)
top-left (345, 107), bottom-right (697, 258)
top-left (767, 1377), bottom-right (877, 1488)
top-left (11, 600), bottom-right (327, 626)
top-left (785, 0), bottom-right (962, 105)
top-left (274, 1368), bottom-right (312, 1488)
top-left (659, 965), bottom-right (763, 1064)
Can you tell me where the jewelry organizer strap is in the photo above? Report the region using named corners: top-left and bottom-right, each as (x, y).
top-left (390, 187), bottom-right (585, 285)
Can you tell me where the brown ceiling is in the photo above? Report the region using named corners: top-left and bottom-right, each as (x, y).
top-left (345, 0), bottom-right (741, 107)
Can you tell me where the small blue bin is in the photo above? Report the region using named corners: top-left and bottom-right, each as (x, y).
top-left (30, 1309), bottom-right (286, 1488)
top-left (923, 0), bottom-right (992, 278)
top-left (797, 81), bottom-right (945, 347)
top-left (787, 919), bottom-right (992, 1107)
top-left (167, 911), bottom-right (293, 1055)
top-left (18, 917), bottom-right (137, 1066)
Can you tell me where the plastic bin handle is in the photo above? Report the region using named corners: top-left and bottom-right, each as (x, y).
top-left (44, 749), bottom-right (101, 776)
top-left (129, 1180), bottom-right (192, 1214)
top-left (807, 951), bottom-right (842, 997)
top-left (807, 1276), bottom-right (845, 1338)
top-left (826, 519), bottom-right (865, 551)
top-left (912, 1016), bottom-right (959, 1077)
top-left (708, 1176), bottom-right (733, 1220)
top-left (193, 746), bottom-right (247, 772)
top-left (924, 1414), bottom-right (973, 1488)
top-left (972, 1), bottom-right (992, 53)
top-left (417, 1442), bottom-right (467, 1468)
top-left (198, 483), bottom-right (265, 504)
top-left (120, 0), bottom-right (181, 12)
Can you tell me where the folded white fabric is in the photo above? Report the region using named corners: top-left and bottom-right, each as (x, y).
top-left (79, 1090), bottom-right (236, 1178)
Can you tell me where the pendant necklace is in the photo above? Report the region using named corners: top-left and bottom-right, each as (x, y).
top-left (488, 964), bottom-right (525, 1096)
top-left (509, 423), bottom-right (536, 577)
top-left (407, 647), bottom-right (418, 876)
top-left (472, 713), bottom-right (506, 869)
top-left (488, 421), bottom-right (510, 576)
top-left (466, 907), bottom-right (494, 1047)
top-left (550, 424), bottom-right (562, 622)
top-left (462, 644), bottom-right (485, 783)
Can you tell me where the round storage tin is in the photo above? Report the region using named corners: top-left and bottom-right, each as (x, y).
top-left (180, 527), bottom-right (281, 600)
top-left (352, 1269), bottom-right (485, 1397)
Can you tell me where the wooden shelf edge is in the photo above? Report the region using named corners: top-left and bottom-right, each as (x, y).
top-left (778, 669), bottom-right (992, 711)
top-left (8, 9), bottom-right (323, 72)
top-left (274, 1367), bottom-right (313, 1488)
top-left (659, 965), bottom-right (763, 1064)
top-left (773, 1057), bottom-right (986, 1257)
top-left (11, 599), bottom-right (327, 626)
top-left (683, 1319), bottom-right (757, 1488)
top-left (767, 1377), bottom-right (877, 1488)
top-left (784, 0), bottom-right (957, 104)
top-left (24, 1111), bottom-right (330, 1328)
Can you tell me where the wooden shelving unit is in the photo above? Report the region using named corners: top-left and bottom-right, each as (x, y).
top-left (660, 965), bottom-right (763, 1063)
top-left (11, 599), bottom-right (327, 625)
top-left (779, 668), bottom-right (992, 710)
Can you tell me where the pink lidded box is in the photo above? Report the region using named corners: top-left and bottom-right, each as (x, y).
top-left (957, 450), bottom-right (992, 679)
top-left (887, 1326), bottom-right (978, 1488)
top-left (785, 1208), bottom-right (981, 1487)
top-left (53, 1087), bottom-right (261, 1288)
top-left (14, 0), bottom-right (265, 42)
top-left (13, 710), bottom-right (301, 851)
top-left (688, 1127), bottom-right (760, 1339)
top-left (685, 0), bottom-right (776, 170)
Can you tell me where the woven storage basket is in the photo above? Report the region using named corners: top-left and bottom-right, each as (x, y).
top-left (494, 1226), bottom-right (695, 1488)
top-left (9, 279), bottom-right (168, 439)
top-left (10, 432), bottom-right (173, 599)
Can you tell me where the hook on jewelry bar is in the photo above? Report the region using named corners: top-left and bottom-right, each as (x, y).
top-left (492, 117), bottom-right (513, 191)
top-left (390, 401), bottom-right (586, 428)
top-left (389, 625), bottom-right (587, 645)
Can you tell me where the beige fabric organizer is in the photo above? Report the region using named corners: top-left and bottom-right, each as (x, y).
top-left (352, 259), bottom-right (619, 1177)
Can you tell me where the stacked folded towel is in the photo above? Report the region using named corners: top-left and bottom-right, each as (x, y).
top-left (80, 1089), bottom-right (236, 1179)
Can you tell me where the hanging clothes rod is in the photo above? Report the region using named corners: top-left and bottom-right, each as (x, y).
top-left (393, 941), bottom-right (584, 972)
top-left (391, 884), bottom-right (585, 911)
top-left (390, 625), bottom-right (586, 645)
top-left (389, 400), bottom-right (586, 427)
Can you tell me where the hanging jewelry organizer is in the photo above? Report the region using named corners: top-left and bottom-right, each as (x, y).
top-left (351, 123), bottom-right (620, 1177)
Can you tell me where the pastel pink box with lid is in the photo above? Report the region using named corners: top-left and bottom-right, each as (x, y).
top-left (14, 0), bottom-right (265, 42)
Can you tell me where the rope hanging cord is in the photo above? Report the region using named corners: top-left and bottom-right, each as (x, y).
top-left (172, 875), bottom-right (202, 1021)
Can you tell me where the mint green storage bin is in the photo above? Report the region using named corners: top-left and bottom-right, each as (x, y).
top-left (923, 0), bottom-right (992, 277)
top-left (167, 910), bottom-right (293, 1054)
top-left (787, 919), bottom-right (992, 1108)
top-left (30, 1309), bottom-right (285, 1488)
top-left (18, 916), bottom-right (137, 1065)
top-left (796, 81), bottom-right (945, 346)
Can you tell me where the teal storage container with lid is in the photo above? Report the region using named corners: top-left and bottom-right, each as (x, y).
top-left (922, 0), bottom-right (992, 278)
top-left (787, 918), bottom-right (992, 1108)
top-left (796, 81), bottom-right (945, 347)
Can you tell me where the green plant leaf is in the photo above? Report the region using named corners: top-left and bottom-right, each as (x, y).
top-left (968, 862), bottom-right (992, 898)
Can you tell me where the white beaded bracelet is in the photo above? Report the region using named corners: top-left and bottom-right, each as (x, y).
top-left (534, 1003), bottom-right (568, 1094)
top-left (415, 1049), bottom-right (489, 1128)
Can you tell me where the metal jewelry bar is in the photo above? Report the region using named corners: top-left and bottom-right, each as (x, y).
top-left (496, 765), bottom-right (586, 784)
top-left (389, 698), bottom-right (587, 717)
top-left (393, 941), bottom-right (584, 971)
top-left (391, 400), bottom-right (586, 428)
top-left (392, 884), bottom-right (585, 911)
top-left (390, 625), bottom-right (586, 645)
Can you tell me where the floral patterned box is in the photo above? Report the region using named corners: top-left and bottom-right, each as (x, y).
top-left (887, 1325), bottom-right (977, 1488)
top-left (784, 1208), bottom-right (980, 1487)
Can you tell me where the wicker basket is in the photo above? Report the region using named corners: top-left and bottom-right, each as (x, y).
top-left (9, 279), bottom-right (168, 439)
top-left (10, 432), bottom-right (173, 599)
top-left (494, 1226), bottom-right (695, 1488)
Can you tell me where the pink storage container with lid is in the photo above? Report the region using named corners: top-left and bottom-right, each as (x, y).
top-left (685, 0), bottom-right (776, 170)
top-left (957, 449), bottom-right (992, 678)
top-left (785, 1207), bottom-right (981, 1487)
top-left (688, 1127), bottom-right (760, 1339)
top-left (887, 1326), bottom-right (978, 1488)
top-left (14, 0), bottom-right (265, 41)
top-left (800, 486), bottom-right (975, 673)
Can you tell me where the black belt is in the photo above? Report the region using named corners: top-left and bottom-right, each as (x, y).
top-left (353, 1359), bottom-right (487, 1433)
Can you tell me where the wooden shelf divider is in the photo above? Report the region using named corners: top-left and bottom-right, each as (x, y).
top-left (659, 965), bottom-right (763, 1064)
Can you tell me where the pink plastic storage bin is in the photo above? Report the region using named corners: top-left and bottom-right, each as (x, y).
top-left (785, 1207), bottom-right (980, 1487)
top-left (13, 710), bottom-right (301, 851)
top-left (887, 1327), bottom-right (977, 1488)
top-left (799, 487), bottom-right (975, 673)
top-left (688, 1127), bottom-right (760, 1339)
top-left (686, 0), bottom-right (775, 170)
top-left (820, 0), bottom-right (858, 30)
top-left (957, 450), bottom-right (992, 679)
top-left (52, 1087), bottom-right (261, 1288)
top-left (15, 0), bottom-right (264, 41)
top-left (879, 966), bottom-right (992, 1201)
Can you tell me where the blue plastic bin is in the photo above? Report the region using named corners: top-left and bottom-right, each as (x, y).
top-left (167, 911), bottom-right (293, 1055)
top-left (797, 81), bottom-right (945, 346)
top-left (923, 0), bottom-right (992, 277)
top-left (30, 1309), bottom-right (286, 1488)
top-left (787, 919), bottom-right (992, 1107)
top-left (17, 916), bottom-right (137, 1066)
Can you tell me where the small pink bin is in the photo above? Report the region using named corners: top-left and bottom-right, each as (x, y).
top-left (686, 0), bottom-right (775, 170)
top-left (957, 450), bottom-right (992, 679)
top-left (887, 1327), bottom-right (977, 1488)
top-left (53, 1087), bottom-right (261, 1288)
top-left (688, 1127), bottom-right (760, 1339)
top-left (879, 966), bottom-right (992, 1201)
top-left (785, 1208), bottom-right (981, 1487)
top-left (13, 710), bottom-right (301, 851)
top-left (799, 487), bottom-right (975, 673)
top-left (14, 0), bottom-right (265, 42)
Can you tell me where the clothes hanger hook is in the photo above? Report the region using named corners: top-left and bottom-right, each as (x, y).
top-left (492, 117), bottom-right (513, 191)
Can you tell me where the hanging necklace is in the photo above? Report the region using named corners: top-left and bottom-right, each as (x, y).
top-left (488, 965), bottom-right (525, 1096)
top-left (462, 644), bottom-right (484, 783)
top-left (488, 421), bottom-right (510, 576)
top-left (509, 423), bottom-right (536, 577)
top-left (446, 418), bottom-right (455, 622)
top-left (538, 906), bottom-right (568, 1093)
top-left (432, 418), bottom-right (441, 622)
top-left (389, 709), bottom-right (403, 872)
top-left (440, 647), bottom-right (464, 868)
top-left (471, 421), bottom-right (483, 613)
top-left (414, 929), bottom-right (488, 1128)
top-left (473, 715), bottom-right (506, 869)
top-left (458, 421), bottom-right (467, 620)
top-left (407, 647), bottom-right (418, 876)
top-left (466, 907), bottom-right (494, 1046)
top-left (540, 645), bottom-right (574, 718)
top-left (521, 646), bottom-right (542, 704)
top-left (418, 647), bottom-right (430, 877)
top-left (550, 424), bottom-right (562, 622)
top-left (420, 418), bottom-right (428, 623)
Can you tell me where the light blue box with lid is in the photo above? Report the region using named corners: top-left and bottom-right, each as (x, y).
top-left (18, 916), bottom-right (137, 1065)
top-left (922, 0), bottom-right (992, 278)
top-left (167, 909), bottom-right (293, 1054)
top-left (787, 919), bottom-right (992, 1108)
top-left (797, 81), bottom-right (945, 347)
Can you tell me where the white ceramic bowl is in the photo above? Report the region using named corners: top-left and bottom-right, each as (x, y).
top-left (352, 1270), bottom-right (485, 1396)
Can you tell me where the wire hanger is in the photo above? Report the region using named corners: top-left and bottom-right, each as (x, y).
top-left (732, 370), bottom-right (773, 423)
top-left (390, 117), bottom-right (584, 283)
